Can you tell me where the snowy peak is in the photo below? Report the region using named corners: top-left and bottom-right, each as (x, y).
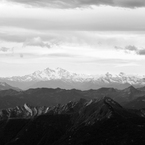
top-left (1, 67), bottom-right (145, 90)
top-left (97, 72), bottom-right (145, 85)
top-left (3, 67), bottom-right (90, 82)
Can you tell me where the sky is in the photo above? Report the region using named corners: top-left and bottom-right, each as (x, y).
top-left (0, 0), bottom-right (145, 76)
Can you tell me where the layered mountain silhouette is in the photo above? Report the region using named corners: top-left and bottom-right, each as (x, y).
top-left (0, 82), bottom-right (20, 91)
top-left (0, 67), bottom-right (145, 90)
top-left (0, 97), bottom-right (145, 145)
top-left (0, 68), bottom-right (145, 144)
top-left (0, 86), bottom-right (145, 110)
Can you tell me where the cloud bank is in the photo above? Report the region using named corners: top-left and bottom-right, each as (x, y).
top-left (6, 0), bottom-right (145, 8)
top-left (125, 45), bottom-right (138, 52)
top-left (138, 49), bottom-right (145, 55)
top-left (115, 45), bottom-right (145, 55)
top-left (0, 47), bottom-right (10, 52)
top-left (23, 37), bottom-right (51, 48)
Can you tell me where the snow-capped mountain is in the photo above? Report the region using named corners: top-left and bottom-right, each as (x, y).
top-left (2, 67), bottom-right (93, 82)
top-left (0, 67), bottom-right (145, 90)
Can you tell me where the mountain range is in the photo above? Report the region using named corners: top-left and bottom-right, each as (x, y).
top-left (0, 67), bottom-right (145, 90)
top-left (0, 67), bottom-right (145, 144)
top-left (1, 97), bottom-right (145, 145)
top-left (0, 85), bottom-right (145, 110)
top-left (0, 82), bottom-right (145, 144)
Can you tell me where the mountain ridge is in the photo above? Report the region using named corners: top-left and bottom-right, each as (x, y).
top-left (1, 97), bottom-right (145, 145)
top-left (0, 86), bottom-right (145, 110)
top-left (0, 67), bottom-right (145, 90)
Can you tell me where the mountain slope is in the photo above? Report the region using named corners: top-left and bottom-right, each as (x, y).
top-left (0, 82), bottom-right (20, 91)
top-left (123, 96), bottom-right (145, 109)
top-left (137, 86), bottom-right (145, 91)
top-left (1, 98), bottom-right (145, 145)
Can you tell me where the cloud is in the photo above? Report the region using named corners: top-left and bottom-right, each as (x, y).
top-left (115, 45), bottom-right (145, 55)
top-left (0, 47), bottom-right (14, 53)
top-left (115, 62), bottom-right (139, 67)
top-left (6, 0), bottom-right (113, 8)
top-left (125, 45), bottom-right (138, 51)
top-left (115, 45), bottom-right (138, 52)
top-left (23, 37), bottom-right (51, 48)
top-left (114, 46), bottom-right (123, 50)
top-left (0, 47), bottom-right (10, 52)
top-left (43, 53), bottom-right (79, 58)
top-left (20, 53), bottom-right (24, 58)
top-left (137, 49), bottom-right (145, 55)
top-left (6, 0), bottom-right (145, 8)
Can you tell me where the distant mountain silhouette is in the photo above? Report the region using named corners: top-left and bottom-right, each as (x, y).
top-left (0, 86), bottom-right (145, 109)
top-left (0, 82), bottom-right (20, 91)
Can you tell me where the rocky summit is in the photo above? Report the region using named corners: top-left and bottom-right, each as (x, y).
top-left (0, 97), bottom-right (145, 145)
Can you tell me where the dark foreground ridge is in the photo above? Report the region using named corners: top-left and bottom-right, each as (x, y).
top-left (0, 97), bottom-right (145, 145)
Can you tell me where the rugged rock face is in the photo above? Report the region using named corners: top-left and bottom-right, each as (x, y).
top-left (0, 97), bottom-right (145, 145)
top-left (0, 103), bottom-right (49, 120)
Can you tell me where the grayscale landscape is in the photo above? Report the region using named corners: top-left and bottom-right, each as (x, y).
top-left (0, 0), bottom-right (145, 144)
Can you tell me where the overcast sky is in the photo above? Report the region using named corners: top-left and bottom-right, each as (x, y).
top-left (0, 0), bottom-right (145, 76)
